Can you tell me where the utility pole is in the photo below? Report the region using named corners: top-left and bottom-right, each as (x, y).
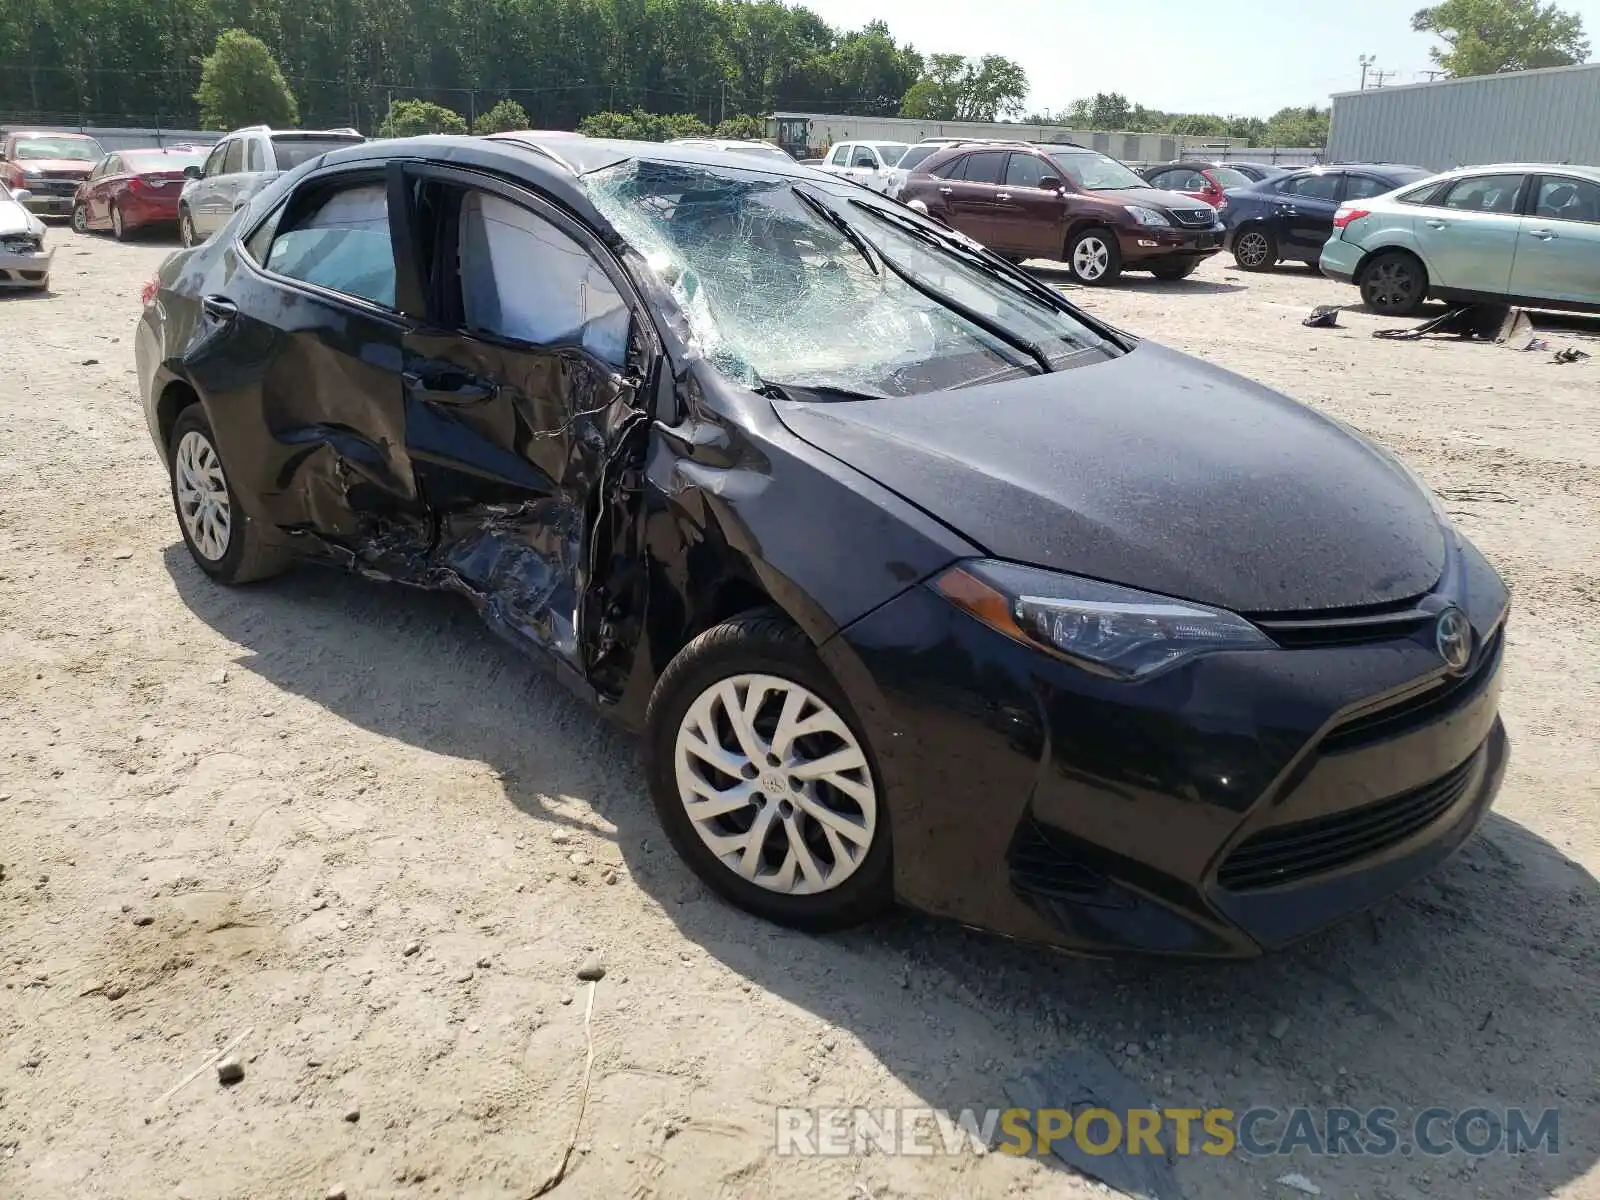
top-left (1420, 69), bottom-right (1447, 81)
top-left (1358, 54), bottom-right (1375, 90)
top-left (1371, 69), bottom-right (1397, 87)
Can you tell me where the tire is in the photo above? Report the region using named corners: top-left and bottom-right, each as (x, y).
top-left (168, 405), bottom-right (292, 585)
top-left (1232, 226), bottom-right (1277, 271)
top-left (643, 610), bottom-right (893, 932)
top-left (1066, 227), bottom-right (1122, 285)
top-left (1149, 259), bottom-right (1200, 281)
top-left (1359, 249), bottom-right (1428, 316)
top-left (179, 207), bottom-right (197, 249)
top-left (111, 202), bottom-right (128, 242)
top-left (71, 203), bottom-right (88, 234)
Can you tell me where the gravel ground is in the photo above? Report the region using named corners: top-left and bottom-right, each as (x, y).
top-left (2, 229), bottom-right (1598, 1200)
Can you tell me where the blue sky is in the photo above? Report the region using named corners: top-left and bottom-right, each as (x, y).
top-left (800, 0), bottom-right (1600, 116)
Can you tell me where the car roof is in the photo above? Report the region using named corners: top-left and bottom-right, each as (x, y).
top-left (1412, 161), bottom-right (1600, 179)
top-left (7, 130), bottom-right (99, 139)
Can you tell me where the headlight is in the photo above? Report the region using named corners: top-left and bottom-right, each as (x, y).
top-left (934, 560), bottom-right (1271, 679)
top-left (19, 165), bottom-right (41, 178)
top-left (1124, 205), bottom-right (1170, 227)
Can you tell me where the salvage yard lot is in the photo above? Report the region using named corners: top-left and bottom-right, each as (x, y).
top-left (2, 230), bottom-right (1598, 1200)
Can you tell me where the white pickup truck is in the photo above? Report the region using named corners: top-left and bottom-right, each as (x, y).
top-left (814, 141), bottom-right (911, 193)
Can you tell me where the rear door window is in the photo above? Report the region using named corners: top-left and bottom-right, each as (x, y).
top-left (245, 139), bottom-right (267, 172)
top-left (222, 139), bottom-right (246, 175)
top-left (1342, 175), bottom-right (1394, 201)
top-left (960, 151), bottom-right (1008, 186)
top-left (263, 181), bottom-right (396, 308)
top-left (1279, 173), bottom-right (1341, 201)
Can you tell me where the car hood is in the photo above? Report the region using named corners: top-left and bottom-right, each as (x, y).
top-left (16, 159), bottom-right (93, 175)
top-left (771, 343), bottom-right (1446, 614)
top-left (0, 202), bottom-right (44, 238)
top-left (1093, 186), bottom-right (1212, 212)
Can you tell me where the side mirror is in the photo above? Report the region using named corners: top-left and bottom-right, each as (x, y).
top-left (1039, 176), bottom-right (1063, 191)
top-left (183, 164), bottom-right (202, 180)
top-left (9, 188), bottom-right (31, 203)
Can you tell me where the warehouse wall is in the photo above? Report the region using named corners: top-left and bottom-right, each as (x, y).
top-left (1327, 63), bottom-right (1600, 171)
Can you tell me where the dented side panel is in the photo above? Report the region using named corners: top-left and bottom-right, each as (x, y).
top-left (180, 245), bottom-right (433, 566)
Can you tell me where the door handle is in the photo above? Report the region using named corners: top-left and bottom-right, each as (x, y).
top-left (402, 369), bottom-right (498, 405)
top-left (1424, 219), bottom-right (1448, 229)
top-left (995, 192), bottom-right (1012, 201)
top-left (938, 186), bottom-right (953, 195)
top-left (1527, 228), bottom-right (1558, 240)
top-left (200, 294), bottom-right (236, 323)
top-left (1277, 205), bottom-right (1298, 215)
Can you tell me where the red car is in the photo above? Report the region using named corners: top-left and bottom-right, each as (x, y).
top-left (0, 130), bottom-right (104, 219)
top-left (71, 147), bottom-right (209, 239)
top-left (1142, 162), bottom-right (1255, 209)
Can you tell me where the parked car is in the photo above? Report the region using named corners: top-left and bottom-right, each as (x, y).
top-left (816, 141), bottom-right (911, 193)
top-left (134, 133), bottom-right (1508, 957)
top-left (178, 125), bottom-right (365, 247)
top-left (0, 131), bottom-right (105, 218)
top-left (1142, 162), bottom-right (1256, 208)
top-left (1167, 160), bottom-right (1291, 184)
top-left (900, 142), bottom-right (1226, 282)
top-left (0, 186), bottom-right (52, 289)
top-left (882, 143), bottom-right (941, 200)
top-left (72, 147), bottom-right (209, 239)
top-left (1321, 163), bottom-right (1600, 316)
top-left (666, 137), bottom-right (794, 162)
top-left (1221, 163), bottom-right (1431, 272)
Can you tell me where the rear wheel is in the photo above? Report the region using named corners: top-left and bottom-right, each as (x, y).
top-left (1149, 258), bottom-right (1200, 281)
top-left (168, 406), bottom-right (291, 585)
top-left (111, 202), bottom-right (128, 242)
top-left (1232, 227), bottom-right (1276, 271)
top-left (644, 611), bottom-right (893, 932)
top-left (1066, 227), bottom-right (1122, 285)
top-left (1360, 250), bottom-right (1428, 316)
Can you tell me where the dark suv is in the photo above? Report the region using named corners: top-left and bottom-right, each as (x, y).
top-left (900, 142), bottom-right (1225, 284)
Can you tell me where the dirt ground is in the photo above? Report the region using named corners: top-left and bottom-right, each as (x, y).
top-left (2, 229), bottom-right (1598, 1200)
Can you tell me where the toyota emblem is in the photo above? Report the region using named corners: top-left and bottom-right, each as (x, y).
top-left (1435, 608), bottom-right (1473, 673)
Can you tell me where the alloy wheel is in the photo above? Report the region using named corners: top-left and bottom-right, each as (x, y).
top-left (1366, 259), bottom-right (1418, 309)
top-left (174, 430), bottom-right (232, 562)
top-left (180, 212), bottom-right (195, 248)
top-left (673, 673), bottom-right (878, 896)
top-left (1236, 231), bottom-right (1270, 268)
top-left (111, 204), bottom-right (124, 240)
top-left (1073, 236), bottom-right (1110, 280)
top-left (71, 205), bottom-right (87, 234)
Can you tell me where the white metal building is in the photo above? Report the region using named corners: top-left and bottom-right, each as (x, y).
top-left (766, 112), bottom-right (1251, 164)
top-left (1326, 63), bottom-right (1600, 172)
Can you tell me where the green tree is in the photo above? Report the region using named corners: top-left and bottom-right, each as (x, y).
top-left (576, 108), bottom-right (711, 140)
top-left (1088, 92), bottom-right (1131, 130)
top-left (472, 99), bottom-right (531, 134)
top-left (193, 29), bottom-right (299, 131)
top-left (714, 114), bottom-right (766, 139)
top-left (378, 99), bottom-right (469, 137)
top-left (900, 53), bottom-right (1028, 121)
top-left (1262, 105), bottom-right (1331, 148)
top-left (1411, 0), bottom-right (1589, 75)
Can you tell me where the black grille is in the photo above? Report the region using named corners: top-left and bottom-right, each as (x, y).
top-left (1170, 208), bottom-right (1215, 226)
top-left (1217, 752), bottom-right (1479, 891)
top-left (1008, 816), bottom-right (1120, 905)
top-left (26, 178), bottom-right (77, 196)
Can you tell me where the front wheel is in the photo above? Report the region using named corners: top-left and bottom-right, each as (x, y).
top-left (1232, 227), bottom-right (1277, 271)
top-left (1066, 227), bottom-right (1122, 285)
top-left (1360, 250), bottom-right (1428, 316)
top-left (168, 406), bottom-right (291, 584)
top-left (644, 611), bottom-right (893, 932)
top-left (71, 203), bottom-right (89, 234)
top-left (1149, 258), bottom-right (1200, 281)
top-left (179, 208), bottom-right (197, 249)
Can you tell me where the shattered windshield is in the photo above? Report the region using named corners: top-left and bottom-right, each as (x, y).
top-left (584, 160), bottom-right (1105, 396)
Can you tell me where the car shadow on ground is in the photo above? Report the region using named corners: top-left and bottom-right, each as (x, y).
top-left (166, 549), bottom-right (1599, 1199)
top-left (1022, 262), bottom-right (1246, 296)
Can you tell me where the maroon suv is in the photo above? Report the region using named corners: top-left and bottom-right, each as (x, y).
top-left (900, 142), bottom-right (1225, 284)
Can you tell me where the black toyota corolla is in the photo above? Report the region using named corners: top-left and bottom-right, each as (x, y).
top-left (135, 133), bottom-right (1510, 958)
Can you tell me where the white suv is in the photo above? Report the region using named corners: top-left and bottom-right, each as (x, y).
top-left (178, 125), bottom-right (364, 247)
top-left (816, 141), bottom-right (911, 193)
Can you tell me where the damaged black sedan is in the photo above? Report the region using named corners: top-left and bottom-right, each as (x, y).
top-left (135, 134), bottom-right (1510, 958)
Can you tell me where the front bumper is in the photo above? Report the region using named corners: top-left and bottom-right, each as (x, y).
top-left (0, 242), bottom-right (52, 288)
top-left (1118, 225), bottom-right (1225, 263)
top-left (830, 535), bottom-right (1510, 958)
top-left (15, 183), bottom-right (80, 216)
